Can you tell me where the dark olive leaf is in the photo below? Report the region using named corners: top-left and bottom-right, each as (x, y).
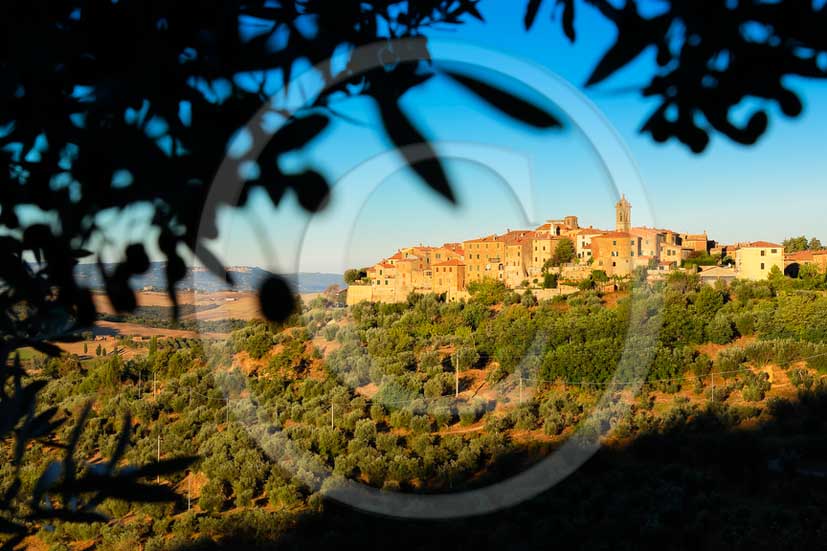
top-left (524, 0), bottom-right (544, 30)
top-left (25, 340), bottom-right (62, 357)
top-left (191, 243), bottom-right (234, 286)
top-left (27, 406), bottom-right (62, 439)
top-left (32, 461), bottom-right (62, 505)
top-left (105, 275), bottom-right (137, 313)
top-left (1, 478), bottom-right (21, 507)
top-left (285, 170), bottom-right (331, 213)
top-left (464, 2), bottom-right (484, 21)
top-left (101, 481), bottom-right (181, 503)
top-left (125, 456), bottom-right (197, 480)
top-left (165, 253), bottom-right (187, 320)
top-left (585, 15), bottom-right (669, 87)
top-left (28, 509), bottom-right (108, 524)
top-left (22, 224), bottom-right (53, 264)
top-left (272, 113), bottom-right (330, 153)
top-left (259, 275), bottom-right (296, 323)
top-left (106, 414), bottom-right (132, 473)
top-left (124, 243), bottom-right (150, 274)
top-left (442, 69), bottom-right (561, 129)
top-left (375, 97), bottom-right (456, 204)
top-left (558, 0), bottom-right (576, 42)
top-left (74, 288), bottom-right (97, 327)
top-left (70, 248), bottom-right (94, 259)
top-left (0, 516), bottom-right (25, 534)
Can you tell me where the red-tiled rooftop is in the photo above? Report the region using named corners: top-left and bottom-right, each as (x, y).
top-left (593, 231), bottom-right (634, 238)
top-left (433, 259), bottom-right (465, 267)
top-left (786, 250), bottom-right (814, 261)
top-left (744, 241), bottom-right (782, 248)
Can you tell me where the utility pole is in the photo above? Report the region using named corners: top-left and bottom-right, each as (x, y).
top-left (519, 376), bottom-right (523, 405)
top-left (156, 435), bottom-right (161, 484)
top-left (187, 472), bottom-right (191, 512)
top-left (455, 352), bottom-right (459, 399)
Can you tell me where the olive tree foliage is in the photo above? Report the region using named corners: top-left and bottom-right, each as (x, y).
top-left (2, 0), bottom-right (826, 542)
top-left (0, 0), bottom-right (560, 542)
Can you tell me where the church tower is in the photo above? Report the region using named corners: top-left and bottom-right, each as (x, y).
top-left (615, 194), bottom-right (631, 233)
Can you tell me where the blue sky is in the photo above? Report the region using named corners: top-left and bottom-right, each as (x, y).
top-left (206, 2), bottom-right (827, 274)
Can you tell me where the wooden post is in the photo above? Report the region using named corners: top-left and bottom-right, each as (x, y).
top-left (519, 376), bottom-right (523, 405)
top-left (156, 435), bottom-right (161, 483)
top-left (455, 353), bottom-right (459, 398)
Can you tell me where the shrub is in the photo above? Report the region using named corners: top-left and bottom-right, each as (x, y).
top-left (706, 315), bottom-right (735, 345)
top-left (198, 479), bottom-right (227, 513)
top-left (410, 415), bottom-right (433, 434)
top-left (717, 347), bottom-right (746, 376)
top-left (458, 405), bottom-right (478, 426)
top-left (510, 405), bottom-right (538, 430)
top-left (789, 368), bottom-right (815, 390)
top-left (354, 419), bottom-right (377, 445)
top-left (806, 350), bottom-right (827, 373)
top-left (741, 371), bottom-right (771, 402)
top-left (733, 312), bottom-right (755, 336)
top-left (388, 409), bottom-right (412, 429)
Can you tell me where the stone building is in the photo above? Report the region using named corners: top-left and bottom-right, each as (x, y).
top-left (615, 195), bottom-right (631, 233)
top-left (432, 259), bottom-right (466, 295)
top-left (591, 232), bottom-right (642, 276)
top-left (463, 234), bottom-right (505, 285)
top-left (735, 242), bottom-right (784, 280)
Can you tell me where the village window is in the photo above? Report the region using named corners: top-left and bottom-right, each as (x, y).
top-left (760, 262), bottom-right (765, 270)
top-left (771, 249), bottom-right (777, 254)
top-left (612, 240), bottom-right (617, 246)
top-left (760, 250), bottom-right (765, 256)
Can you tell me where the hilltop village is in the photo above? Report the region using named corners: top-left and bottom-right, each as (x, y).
top-left (346, 196), bottom-right (817, 305)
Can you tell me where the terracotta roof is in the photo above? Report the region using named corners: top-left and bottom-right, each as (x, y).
top-left (378, 262), bottom-right (395, 269)
top-left (744, 241), bottom-right (782, 248)
top-left (534, 223), bottom-right (552, 231)
top-left (498, 230), bottom-right (535, 244)
top-left (433, 259), bottom-right (465, 267)
top-left (464, 234), bottom-right (499, 243)
top-left (388, 251), bottom-right (404, 260)
top-left (593, 231), bottom-right (635, 239)
top-left (787, 250), bottom-right (814, 261)
top-left (630, 226), bottom-right (662, 234)
top-left (574, 228), bottom-right (606, 235)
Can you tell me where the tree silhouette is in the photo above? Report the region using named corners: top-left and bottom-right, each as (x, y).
top-left (1, 0), bottom-right (826, 544)
top-left (526, 0), bottom-right (827, 152)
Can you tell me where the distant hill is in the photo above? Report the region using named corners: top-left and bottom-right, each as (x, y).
top-left (72, 262), bottom-right (344, 294)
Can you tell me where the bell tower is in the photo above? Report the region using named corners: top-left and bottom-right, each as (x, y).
top-left (615, 194), bottom-right (631, 233)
